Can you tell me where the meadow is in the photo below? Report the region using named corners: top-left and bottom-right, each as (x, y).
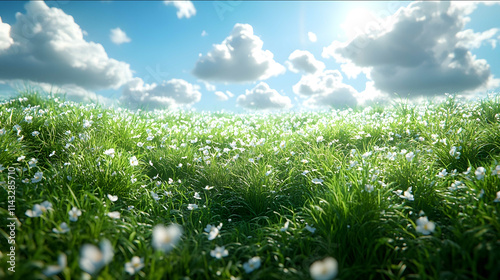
top-left (0, 90), bottom-right (500, 280)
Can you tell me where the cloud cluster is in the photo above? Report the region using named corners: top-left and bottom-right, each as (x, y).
top-left (193, 23), bottom-right (285, 83)
top-left (121, 78), bottom-right (201, 110)
top-left (286, 50), bottom-right (325, 74)
top-left (164, 1), bottom-right (196, 19)
top-left (293, 70), bottom-right (358, 109)
top-left (0, 1), bottom-right (133, 91)
top-left (110, 27), bottom-right (131, 45)
top-left (237, 82), bottom-right (291, 110)
top-left (323, 1), bottom-right (499, 96)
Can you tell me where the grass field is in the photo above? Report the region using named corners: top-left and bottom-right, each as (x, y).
top-left (1, 91), bottom-right (500, 280)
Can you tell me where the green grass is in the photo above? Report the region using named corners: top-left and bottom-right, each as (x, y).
top-left (0, 90), bottom-right (499, 280)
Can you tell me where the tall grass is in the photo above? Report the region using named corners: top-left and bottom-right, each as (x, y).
top-left (0, 91), bottom-right (499, 279)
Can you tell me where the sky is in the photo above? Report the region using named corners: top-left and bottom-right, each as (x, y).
top-left (0, 0), bottom-right (499, 112)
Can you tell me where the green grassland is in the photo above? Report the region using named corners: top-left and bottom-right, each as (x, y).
top-left (1, 91), bottom-right (500, 280)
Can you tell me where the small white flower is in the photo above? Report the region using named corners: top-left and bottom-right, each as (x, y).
top-left (312, 178), bottom-right (323, 185)
top-left (364, 184), bottom-right (375, 193)
top-left (28, 158), bottom-right (37, 168)
top-left (493, 191), bottom-right (500, 203)
top-left (187, 203), bottom-right (198, 210)
top-left (491, 165), bottom-right (500, 178)
top-left (25, 115), bottom-right (33, 123)
top-left (193, 192), bottom-right (202, 200)
top-left (82, 120), bottom-right (92, 129)
top-left (310, 257), bottom-right (338, 280)
top-left (475, 167), bottom-right (486, 180)
top-left (79, 239), bottom-right (114, 275)
top-left (104, 148), bottom-right (115, 158)
top-left (243, 257), bottom-right (261, 273)
top-left (305, 224), bottom-right (316, 233)
top-left (52, 222), bottom-right (70, 234)
top-left (43, 253), bottom-right (67, 277)
top-left (279, 140), bottom-right (286, 149)
top-left (152, 224), bottom-right (183, 253)
top-left (26, 200), bottom-right (52, 217)
top-left (107, 194), bottom-right (118, 202)
top-left (149, 191), bottom-right (160, 201)
top-left (32, 131), bottom-right (40, 137)
top-left (280, 220), bottom-right (290, 232)
top-left (210, 246), bottom-right (229, 259)
top-left (69, 207), bottom-right (82, 222)
top-left (207, 226), bottom-right (220, 240)
top-left (436, 169), bottom-right (448, 178)
top-left (405, 151), bottom-right (415, 162)
top-left (129, 156), bottom-right (139, 166)
top-left (49, 151), bottom-right (56, 157)
top-left (399, 187), bottom-right (414, 201)
top-left (415, 216), bottom-right (436, 235)
top-left (17, 155), bottom-right (26, 162)
top-left (125, 256), bottom-right (144, 275)
top-left (316, 136), bottom-right (324, 143)
top-left (107, 211), bottom-right (121, 219)
top-left (204, 185), bottom-right (214, 190)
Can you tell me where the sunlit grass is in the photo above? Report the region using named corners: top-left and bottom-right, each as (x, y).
top-left (0, 90), bottom-right (499, 279)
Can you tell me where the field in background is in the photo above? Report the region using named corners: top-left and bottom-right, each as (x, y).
top-left (1, 91), bottom-right (500, 280)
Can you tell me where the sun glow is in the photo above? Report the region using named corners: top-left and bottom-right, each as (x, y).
top-left (341, 7), bottom-right (379, 40)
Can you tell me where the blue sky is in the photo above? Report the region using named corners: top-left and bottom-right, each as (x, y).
top-left (0, 1), bottom-right (499, 112)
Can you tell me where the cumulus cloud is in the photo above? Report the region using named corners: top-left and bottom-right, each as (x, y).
top-left (203, 81), bottom-right (216, 92)
top-left (164, 1), bottom-right (196, 19)
top-left (214, 91), bottom-right (229, 101)
top-left (0, 1), bottom-right (133, 91)
top-left (293, 70), bottom-right (358, 109)
top-left (322, 1), bottom-right (499, 97)
top-left (193, 23), bottom-right (285, 83)
top-left (237, 82), bottom-right (291, 110)
top-left (214, 90), bottom-right (234, 101)
top-left (0, 17), bottom-right (13, 51)
top-left (308, 32), bottom-right (317, 43)
top-left (201, 30), bottom-right (208, 37)
top-left (286, 50), bottom-right (325, 74)
top-left (110, 27), bottom-right (131, 45)
top-left (120, 77), bottom-right (201, 110)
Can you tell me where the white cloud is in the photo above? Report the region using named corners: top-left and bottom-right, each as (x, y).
top-left (121, 77), bottom-right (201, 110)
top-left (214, 90), bottom-right (234, 101)
top-left (293, 70), bottom-right (358, 109)
top-left (307, 32), bottom-right (317, 43)
top-left (322, 1), bottom-right (499, 97)
top-left (201, 30), bottom-right (208, 37)
top-left (203, 81), bottom-right (216, 92)
top-left (237, 82), bottom-right (291, 110)
top-left (0, 1), bottom-right (133, 90)
top-left (0, 17), bottom-right (13, 51)
top-left (214, 91), bottom-right (229, 101)
top-left (164, 1), bottom-right (196, 19)
top-left (286, 50), bottom-right (325, 74)
top-left (193, 23), bottom-right (285, 83)
top-left (110, 27), bottom-right (131, 45)
top-left (456, 28), bottom-right (498, 49)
